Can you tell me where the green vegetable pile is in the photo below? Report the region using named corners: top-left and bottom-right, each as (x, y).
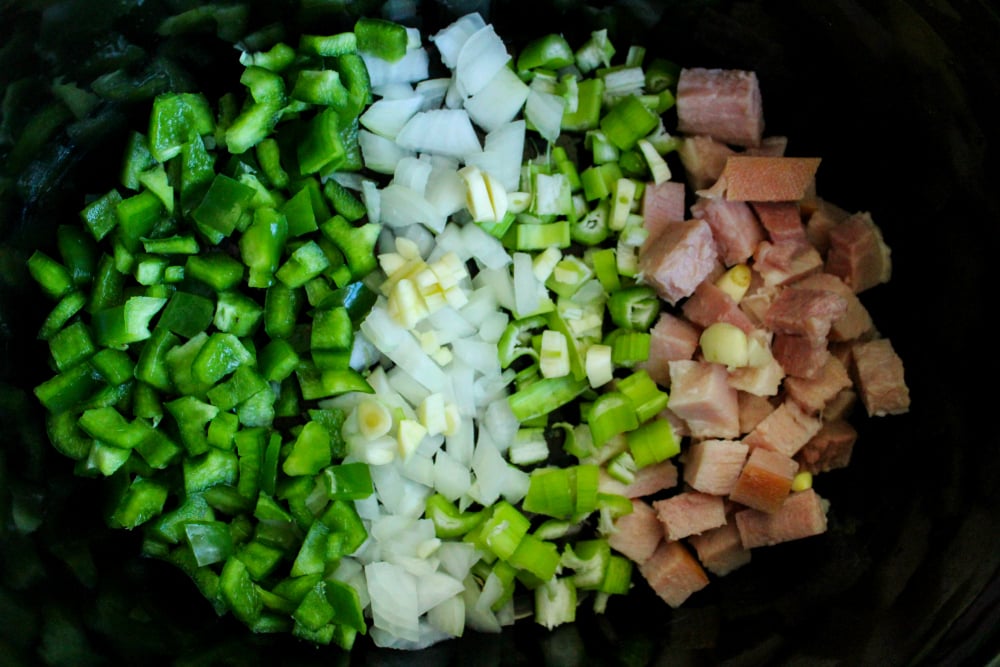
top-left (27, 17), bottom-right (404, 649)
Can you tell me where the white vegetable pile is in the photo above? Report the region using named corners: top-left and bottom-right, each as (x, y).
top-left (325, 14), bottom-right (575, 648)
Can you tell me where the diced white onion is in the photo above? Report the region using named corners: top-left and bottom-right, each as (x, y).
top-left (454, 24), bottom-right (511, 98)
top-left (430, 12), bottom-right (486, 70)
top-left (396, 109), bottom-right (482, 159)
top-left (360, 95), bottom-right (425, 139)
top-left (464, 66), bottom-right (529, 133)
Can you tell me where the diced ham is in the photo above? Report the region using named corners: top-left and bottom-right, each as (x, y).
top-left (639, 219), bottom-right (719, 305)
top-left (795, 419), bottom-right (858, 474)
top-left (764, 287), bottom-right (848, 340)
top-left (735, 488), bottom-right (829, 548)
top-left (738, 392), bottom-right (776, 434)
top-left (681, 281), bottom-right (756, 333)
top-left (682, 439), bottom-right (749, 495)
top-left (750, 201), bottom-right (807, 246)
top-left (783, 356), bottom-right (853, 415)
top-left (654, 492), bottom-right (727, 541)
top-left (752, 240), bottom-right (824, 286)
top-left (677, 136), bottom-right (736, 191)
top-left (728, 447), bottom-right (799, 514)
top-left (823, 388), bottom-right (858, 422)
top-left (744, 135), bottom-right (787, 157)
top-left (792, 272), bottom-right (873, 342)
top-left (738, 274), bottom-right (778, 326)
top-left (825, 211), bottom-right (892, 293)
top-left (599, 460), bottom-right (678, 498)
top-left (727, 350), bottom-right (785, 397)
top-left (690, 197), bottom-right (765, 266)
top-left (642, 180), bottom-right (687, 241)
top-left (688, 522), bottom-right (752, 576)
top-left (667, 360), bottom-right (740, 439)
top-left (805, 199), bottom-right (851, 255)
top-left (772, 333), bottom-right (830, 379)
top-left (638, 540), bottom-right (711, 608)
top-left (851, 338), bottom-right (910, 416)
top-left (743, 398), bottom-right (822, 457)
top-left (608, 499), bottom-right (663, 564)
top-left (704, 156), bottom-right (821, 202)
top-left (641, 312), bottom-right (701, 386)
top-left (676, 68), bottom-right (764, 147)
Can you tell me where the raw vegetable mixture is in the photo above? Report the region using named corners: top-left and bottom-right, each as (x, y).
top-left (27, 9), bottom-right (910, 652)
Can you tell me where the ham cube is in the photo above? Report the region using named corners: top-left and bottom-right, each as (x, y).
top-left (676, 68), bottom-right (764, 147)
top-left (728, 447), bottom-right (799, 514)
top-left (642, 180), bottom-right (687, 240)
top-left (738, 392), bottom-right (777, 434)
top-left (683, 439), bottom-right (749, 495)
top-left (667, 360), bottom-right (740, 439)
top-left (823, 388), bottom-right (858, 422)
top-left (792, 272), bottom-right (874, 342)
top-left (713, 156), bottom-right (822, 202)
top-left (735, 488), bottom-right (829, 548)
top-left (851, 338), bottom-right (910, 416)
top-left (750, 201), bottom-right (807, 245)
top-left (772, 333), bottom-right (830, 379)
top-left (641, 312), bottom-right (701, 386)
top-left (795, 419), bottom-right (858, 474)
top-left (608, 499), bottom-right (664, 564)
top-left (825, 211), bottom-right (892, 293)
top-left (599, 460), bottom-right (678, 498)
top-left (691, 197), bottom-right (765, 266)
top-left (743, 398), bottom-right (822, 457)
top-left (764, 287), bottom-right (848, 340)
top-left (677, 136), bottom-right (736, 191)
top-left (654, 492), bottom-right (727, 541)
top-left (784, 356), bottom-right (853, 415)
top-left (805, 199), bottom-right (851, 255)
top-left (638, 540), bottom-right (711, 608)
top-left (639, 219), bottom-right (719, 305)
top-left (688, 522), bottom-right (752, 576)
top-left (682, 281), bottom-right (756, 333)
top-left (753, 240), bottom-right (824, 287)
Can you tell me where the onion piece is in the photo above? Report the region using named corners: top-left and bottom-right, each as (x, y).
top-left (464, 66), bottom-right (530, 133)
top-left (360, 95), bottom-right (425, 139)
top-left (430, 12), bottom-right (486, 70)
top-left (454, 25), bottom-right (511, 98)
top-left (395, 109), bottom-right (482, 159)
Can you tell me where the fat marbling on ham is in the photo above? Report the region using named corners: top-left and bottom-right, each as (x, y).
top-left (613, 65), bottom-right (909, 611)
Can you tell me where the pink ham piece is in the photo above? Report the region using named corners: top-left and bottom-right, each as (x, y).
top-left (738, 392), bottom-right (776, 434)
top-left (743, 398), bottom-right (823, 457)
top-left (824, 388), bottom-right (858, 423)
top-left (638, 540), bottom-right (711, 608)
top-left (752, 240), bottom-right (824, 286)
top-left (729, 447), bottom-right (799, 514)
top-left (783, 355), bottom-right (853, 416)
top-left (711, 156), bottom-right (822, 202)
top-left (599, 460), bottom-right (678, 498)
top-left (607, 499), bottom-right (663, 564)
top-left (750, 201), bottom-right (807, 245)
top-left (641, 312), bottom-right (701, 386)
top-left (676, 68), bottom-right (764, 147)
top-left (825, 211), bottom-right (892, 293)
top-left (677, 136), bottom-right (736, 191)
top-left (805, 199), bottom-right (851, 255)
top-left (772, 333), bottom-right (830, 379)
top-left (681, 281), bottom-right (756, 333)
top-left (683, 439), bottom-right (749, 495)
top-left (851, 338), bottom-right (910, 416)
top-left (690, 196), bottom-right (765, 266)
top-left (792, 272), bottom-right (874, 342)
top-left (796, 419), bottom-right (858, 474)
top-left (735, 488), bottom-right (829, 549)
top-left (667, 360), bottom-right (740, 439)
top-left (639, 219), bottom-right (719, 306)
top-left (764, 287), bottom-right (848, 340)
top-left (738, 274), bottom-right (778, 326)
top-left (653, 491), bottom-right (727, 541)
top-left (642, 180), bottom-right (687, 241)
top-left (688, 522), bottom-right (752, 576)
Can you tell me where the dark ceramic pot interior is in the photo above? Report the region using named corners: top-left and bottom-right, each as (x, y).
top-left (1, 1), bottom-right (997, 665)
